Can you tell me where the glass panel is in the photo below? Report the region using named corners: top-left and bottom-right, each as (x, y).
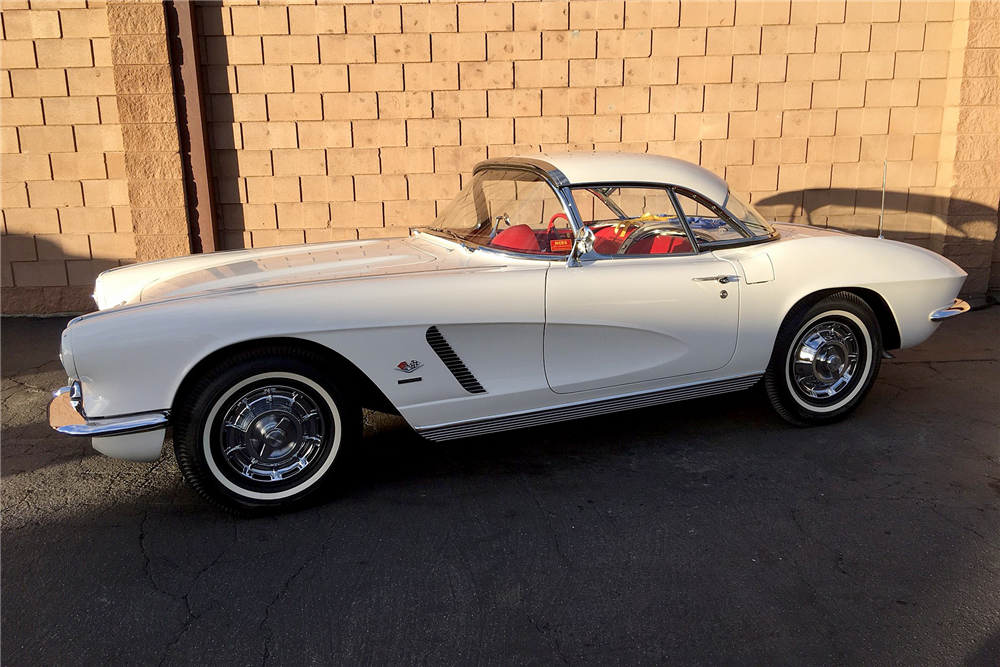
top-left (571, 187), bottom-right (693, 256)
top-left (671, 190), bottom-right (748, 244)
top-left (724, 192), bottom-right (775, 237)
top-left (426, 170), bottom-right (574, 256)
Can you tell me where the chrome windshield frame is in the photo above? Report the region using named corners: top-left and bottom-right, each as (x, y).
top-left (413, 164), bottom-right (582, 262)
top-left (415, 164), bottom-right (780, 265)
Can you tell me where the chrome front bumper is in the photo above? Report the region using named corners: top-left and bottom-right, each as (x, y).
top-left (930, 298), bottom-right (970, 322)
top-left (48, 382), bottom-right (170, 437)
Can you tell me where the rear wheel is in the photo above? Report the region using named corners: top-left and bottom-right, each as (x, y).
top-left (173, 347), bottom-right (358, 514)
top-left (765, 292), bottom-right (882, 427)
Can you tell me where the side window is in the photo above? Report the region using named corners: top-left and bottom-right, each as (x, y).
top-left (671, 190), bottom-right (748, 245)
top-left (571, 186), bottom-right (693, 256)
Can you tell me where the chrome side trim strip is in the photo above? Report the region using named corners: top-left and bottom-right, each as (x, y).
top-left (929, 298), bottom-right (970, 322)
top-left (417, 373), bottom-right (762, 442)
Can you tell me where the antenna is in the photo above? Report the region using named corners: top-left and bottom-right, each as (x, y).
top-left (878, 160), bottom-right (886, 240)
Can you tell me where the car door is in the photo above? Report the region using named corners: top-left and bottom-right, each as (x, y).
top-left (543, 185), bottom-right (741, 394)
top-left (544, 255), bottom-right (740, 393)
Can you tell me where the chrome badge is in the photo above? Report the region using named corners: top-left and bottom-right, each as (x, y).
top-left (396, 360), bottom-right (422, 373)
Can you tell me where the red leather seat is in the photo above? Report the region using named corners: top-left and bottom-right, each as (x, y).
top-left (490, 224), bottom-right (540, 252)
top-left (625, 235), bottom-right (693, 255)
top-left (593, 226), bottom-right (628, 254)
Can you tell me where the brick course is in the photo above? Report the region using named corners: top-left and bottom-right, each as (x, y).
top-left (191, 0), bottom-right (995, 297)
top-left (2, 0), bottom-right (998, 313)
top-left (0, 0), bottom-right (191, 312)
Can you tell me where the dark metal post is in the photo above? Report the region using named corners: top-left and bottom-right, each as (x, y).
top-left (166, 0), bottom-right (218, 253)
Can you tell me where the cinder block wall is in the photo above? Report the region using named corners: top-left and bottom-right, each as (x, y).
top-left (2, 0), bottom-right (998, 314)
top-left (1, 0), bottom-right (191, 314)
top-left (198, 0), bottom-right (997, 295)
top-left (1, 0), bottom-right (132, 313)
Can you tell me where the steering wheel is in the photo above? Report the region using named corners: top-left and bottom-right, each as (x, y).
top-left (548, 212), bottom-right (569, 228)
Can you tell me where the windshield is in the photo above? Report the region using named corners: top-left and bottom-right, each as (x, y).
top-left (421, 169), bottom-right (575, 257)
top-left (723, 192), bottom-right (774, 237)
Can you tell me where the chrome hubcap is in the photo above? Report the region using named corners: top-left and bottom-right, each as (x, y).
top-left (791, 321), bottom-right (860, 400)
top-left (220, 385), bottom-right (326, 483)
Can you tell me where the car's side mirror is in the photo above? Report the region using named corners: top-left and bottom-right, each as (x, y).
top-left (569, 227), bottom-right (595, 266)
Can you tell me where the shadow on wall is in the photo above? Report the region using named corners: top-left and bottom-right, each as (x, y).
top-left (195, 7), bottom-right (295, 252)
top-left (164, 1), bottom-right (215, 255)
top-left (1, 234), bottom-right (118, 315)
top-left (755, 189), bottom-right (999, 246)
top-left (5, 189), bottom-right (996, 315)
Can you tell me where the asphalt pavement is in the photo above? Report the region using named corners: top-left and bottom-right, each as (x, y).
top-left (2, 309), bottom-right (998, 667)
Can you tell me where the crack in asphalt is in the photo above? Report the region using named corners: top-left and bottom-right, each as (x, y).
top-left (258, 528), bottom-right (339, 667)
top-left (788, 505), bottom-right (850, 576)
top-left (2, 376), bottom-right (52, 395)
top-left (521, 603), bottom-right (572, 665)
top-left (924, 504), bottom-right (989, 541)
top-left (146, 518), bottom-right (237, 667)
top-left (515, 475), bottom-right (577, 665)
top-left (522, 477), bottom-right (572, 568)
top-left (785, 505), bottom-right (854, 659)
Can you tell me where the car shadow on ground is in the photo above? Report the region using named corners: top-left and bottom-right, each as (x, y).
top-left (320, 387), bottom-right (783, 508)
top-left (0, 381), bottom-right (781, 513)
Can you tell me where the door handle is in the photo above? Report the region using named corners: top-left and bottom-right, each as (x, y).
top-left (692, 275), bottom-right (740, 284)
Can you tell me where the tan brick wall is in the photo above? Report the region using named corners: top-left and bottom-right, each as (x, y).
top-left (1, 0), bottom-right (128, 313)
top-left (108, 0), bottom-right (191, 262)
top-left (950, 0), bottom-right (1000, 295)
top-left (2, 0), bottom-right (998, 313)
top-left (0, 0), bottom-right (190, 314)
top-left (197, 0), bottom-right (997, 297)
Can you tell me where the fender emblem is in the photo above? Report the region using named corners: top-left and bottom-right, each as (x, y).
top-left (396, 360), bottom-right (422, 373)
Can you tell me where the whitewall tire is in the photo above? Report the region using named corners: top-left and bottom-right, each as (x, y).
top-left (765, 292), bottom-right (883, 427)
top-left (173, 346), bottom-right (357, 514)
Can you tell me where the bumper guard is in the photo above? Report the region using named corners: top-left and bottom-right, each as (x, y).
top-left (49, 382), bottom-right (170, 437)
top-left (929, 298), bottom-right (970, 323)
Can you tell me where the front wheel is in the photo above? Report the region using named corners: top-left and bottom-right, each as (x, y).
top-left (765, 292), bottom-right (883, 427)
top-left (173, 347), bottom-right (358, 514)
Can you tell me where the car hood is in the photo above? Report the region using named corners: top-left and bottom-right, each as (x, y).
top-left (95, 237), bottom-right (468, 309)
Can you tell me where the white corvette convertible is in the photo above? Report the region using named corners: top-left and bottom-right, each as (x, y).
top-left (49, 152), bottom-right (969, 512)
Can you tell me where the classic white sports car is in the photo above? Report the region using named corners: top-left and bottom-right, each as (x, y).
top-left (49, 152), bottom-right (969, 513)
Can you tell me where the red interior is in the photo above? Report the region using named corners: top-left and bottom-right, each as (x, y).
top-left (490, 224), bottom-right (574, 255)
top-left (624, 235), bottom-right (693, 255)
top-left (591, 224), bottom-right (692, 255)
top-left (490, 224), bottom-right (540, 252)
top-left (489, 223), bottom-right (692, 256)
top-left (593, 226), bottom-right (628, 254)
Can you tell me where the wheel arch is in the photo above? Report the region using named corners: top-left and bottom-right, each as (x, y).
top-left (170, 336), bottom-right (399, 418)
top-left (778, 287), bottom-right (901, 351)
top-left (842, 287), bottom-right (901, 351)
